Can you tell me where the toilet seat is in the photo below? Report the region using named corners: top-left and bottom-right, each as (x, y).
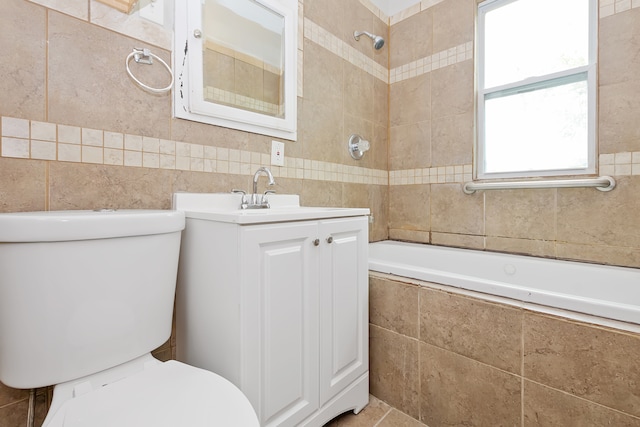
top-left (45, 360), bottom-right (259, 427)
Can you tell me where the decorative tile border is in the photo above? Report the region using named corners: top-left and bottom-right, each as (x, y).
top-left (390, 165), bottom-right (472, 185)
top-left (304, 18), bottom-right (388, 83)
top-left (390, 42), bottom-right (473, 84)
top-left (4, 116), bottom-right (637, 187)
top-left (0, 116), bottom-right (388, 186)
top-left (205, 87), bottom-right (283, 117)
top-left (383, 0), bottom-right (637, 27)
top-left (388, 154), bottom-right (640, 187)
top-left (600, 152), bottom-right (640, 176)
top-left (303, 13), bottom-right (473, 86)
top-left (389, 155), bottom-right (640, 185)
top-left (599, 0), bottom-right (640, 18)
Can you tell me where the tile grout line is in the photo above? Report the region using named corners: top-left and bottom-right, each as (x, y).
top-left (372, 319), bottom-right (526, 384)
top-left (523, 377), bottom-right (640, 421)
top-left (372, 407), bottom-right (395, 427)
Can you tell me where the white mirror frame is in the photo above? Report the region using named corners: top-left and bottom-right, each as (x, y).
top-left (174, 0), bottom-right (298, 140)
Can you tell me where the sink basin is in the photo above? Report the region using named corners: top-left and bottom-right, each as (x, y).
top-left (173, 193), bottom-right (370, 224)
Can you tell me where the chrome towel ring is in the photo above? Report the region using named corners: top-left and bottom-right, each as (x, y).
top-left (125, 48), bottom-right (174, 94)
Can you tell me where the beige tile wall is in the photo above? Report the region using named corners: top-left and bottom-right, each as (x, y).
top-left (388, 0), bottom-right (640, 269)
top-left (0, 0), bottom-right (388, 425)
top-left (370, 273), bottom-right (640, 426)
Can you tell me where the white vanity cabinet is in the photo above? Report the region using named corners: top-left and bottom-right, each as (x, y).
top-left (174, 196), bottom-right (369, 427)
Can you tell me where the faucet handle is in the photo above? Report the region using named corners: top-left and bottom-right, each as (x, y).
top-left (260, 190), bottom-right (276, 208)
top-left (231, 189), bottom-right (246, 195)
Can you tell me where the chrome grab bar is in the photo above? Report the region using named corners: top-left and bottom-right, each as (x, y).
top-left (463, 176), bottom-right (616, 195)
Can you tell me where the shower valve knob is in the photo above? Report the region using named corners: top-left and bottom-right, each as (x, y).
top-left (348, 134), bottom-right (370, 160)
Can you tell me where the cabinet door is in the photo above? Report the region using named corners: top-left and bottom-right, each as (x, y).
top-left (318, 217), bottom-right (369, 405)
top-left (241, 222), bottom-right (319, 427)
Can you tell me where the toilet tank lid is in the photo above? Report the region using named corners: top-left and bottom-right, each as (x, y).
top-left (0, 210), bottom-right (185, 242)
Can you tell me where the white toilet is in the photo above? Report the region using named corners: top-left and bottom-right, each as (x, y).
top-left (0, 209), bottom-right (259, 427)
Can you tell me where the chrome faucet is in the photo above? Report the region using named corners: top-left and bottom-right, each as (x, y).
top-left (253, 167), bottom-right (275, 194)
top-left (238, 167), bottom-right (276, 209)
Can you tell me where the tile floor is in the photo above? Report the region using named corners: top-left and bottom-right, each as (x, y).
top-left (324, 395), bottom-right (428, 427)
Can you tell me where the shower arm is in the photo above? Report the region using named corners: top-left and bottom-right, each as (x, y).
top-left (353, 30), bottom-right (384, 49)
top-left (354, 31), bottom-right (374, 40)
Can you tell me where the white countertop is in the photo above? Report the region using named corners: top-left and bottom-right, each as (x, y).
top-left (173, 193), bottom-right (370, 224)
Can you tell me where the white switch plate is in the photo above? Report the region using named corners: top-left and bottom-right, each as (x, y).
top-left (271, 140), bottom-right (285, 166)
top-left (139, 0), bottom-right (164, 26)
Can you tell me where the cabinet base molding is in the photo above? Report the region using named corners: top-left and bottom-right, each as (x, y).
top-left (298, 373), bottom-right (369, 427)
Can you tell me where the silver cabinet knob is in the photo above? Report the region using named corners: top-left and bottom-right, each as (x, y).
top-left (193, 29), bottom-right (202, 39)
top-left (326, 237), bottom-right (333, 244)
top-left (313, 239), bottom-right (320, 246)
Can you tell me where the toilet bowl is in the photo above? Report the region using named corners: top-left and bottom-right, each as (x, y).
top-left (0, 209), bottom-right (259, 427)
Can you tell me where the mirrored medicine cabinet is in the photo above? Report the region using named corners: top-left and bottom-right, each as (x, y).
top-left (174, 0), bottom-right (298, 140)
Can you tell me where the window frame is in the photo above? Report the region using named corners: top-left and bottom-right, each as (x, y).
top-left (475, 0), bottom-right (598, 180)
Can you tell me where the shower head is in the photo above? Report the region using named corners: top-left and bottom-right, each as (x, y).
top-left (354, 30), bottom-right (385, 50)
top-left (373, 35), bottom-right (385, 50)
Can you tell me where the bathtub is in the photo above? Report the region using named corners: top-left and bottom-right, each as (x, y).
top-left (369, 240), bottom-right (640, 327)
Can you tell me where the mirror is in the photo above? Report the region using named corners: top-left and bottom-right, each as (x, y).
top-left (202, 0), bottom-right (285, 118)
top-left (174, 0), bottom-right (297, 140)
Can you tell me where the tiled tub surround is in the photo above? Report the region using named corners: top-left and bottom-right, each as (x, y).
top-left (369, 272), bottom-right (640, 427)
top-left (387, 1), bottom-right (640, 269)
top-left (369, 241), bottom-right (640, 329)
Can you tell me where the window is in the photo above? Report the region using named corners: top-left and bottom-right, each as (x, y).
top-left (476, 0), bottom-right (597, 179)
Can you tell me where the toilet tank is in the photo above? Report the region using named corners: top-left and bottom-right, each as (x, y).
top-left (0, 210), bottom-right (185, 389)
